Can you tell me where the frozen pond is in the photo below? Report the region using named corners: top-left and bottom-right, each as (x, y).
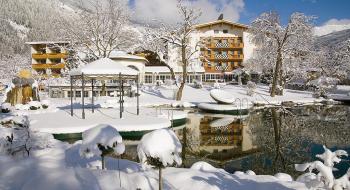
top-left (122, 104), bottom-right (350, 178)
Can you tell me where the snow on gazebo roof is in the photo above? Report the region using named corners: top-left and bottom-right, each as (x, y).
top-left (109, 51), bottom-right (148, 62)
top-left (70, 58), bottom-right (139, 77)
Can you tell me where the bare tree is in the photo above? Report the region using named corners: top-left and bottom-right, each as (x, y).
top-left (144, 0), bottom-right (202, 100)
top-left (60, 0), bottom-right (139, 65)
top-left (249, 12), bottom-right (314, 96)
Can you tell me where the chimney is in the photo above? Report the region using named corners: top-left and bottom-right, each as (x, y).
top-left (218, 14), bottom-right (223, 20)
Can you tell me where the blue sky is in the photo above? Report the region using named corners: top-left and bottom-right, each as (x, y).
top-left (130, 0), bottom-right (350, 26)
top-left (240, 0), bottom-right (350, 25)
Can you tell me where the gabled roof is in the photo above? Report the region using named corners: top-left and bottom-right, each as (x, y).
top-left (193, 20), bottom-right (249, 30)
top-left (109, 50), bottom-right (148, 62)
top-left (70, 58), bottom-right (139, 76)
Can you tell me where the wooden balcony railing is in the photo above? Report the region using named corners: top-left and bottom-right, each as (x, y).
top-left (32, 53), bottom-right (67, 59)
top-left (203, 54), bottom-right (244, 60)
top-left (32, 63), bottom-right (65, 69)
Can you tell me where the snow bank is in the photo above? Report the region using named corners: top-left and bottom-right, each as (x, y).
top-left (137, 129), bottom-right (182, 167)
top-left (80, 124), bottom-right (125, 158)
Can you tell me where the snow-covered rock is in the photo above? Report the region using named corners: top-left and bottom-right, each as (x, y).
top-left (210, 89), bottom-right (235, 104)
top-left (246, 170), bottom-right (256, 176)
top-left (1, 103), bottom-right (12, 113)
top-left (191, 161), bottom-right (221, 172)
top-left (137, 128), bottom-right (182, 167)
top-left (274, 173), bottom-right (293, 182)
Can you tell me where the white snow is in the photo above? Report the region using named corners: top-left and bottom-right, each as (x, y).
top-left (80, 124), bottom-right (124, 158)
top-left (137, 129), bottom-right (182, 167)
top-left (210, 89), bottom-right (235, 104)
top-left (70, 58), bottom-right (139, 76)
top-left (198, 102), bottom-right (252, 111)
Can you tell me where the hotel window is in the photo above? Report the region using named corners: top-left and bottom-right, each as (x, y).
top-left (223, 29), bottom-right (228, 33)
top-left (214, 30), bottom-right (219, 34)
top-left (145, 75), bottom-right (152, 83)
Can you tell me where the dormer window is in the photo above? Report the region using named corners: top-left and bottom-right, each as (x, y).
top-left (214, 30), bottom-right (219, 34)
top-left (223, 29), bottom-right (228, 33)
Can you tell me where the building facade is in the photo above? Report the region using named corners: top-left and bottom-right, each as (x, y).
top-left (145, 18), bottom-right (255, 84)
top-left (26, 41), bottom-right (69, 78)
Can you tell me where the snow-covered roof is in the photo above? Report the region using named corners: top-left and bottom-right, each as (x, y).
top-left (144, 66), bottom-right (205, 73)
top-left (25, 41), bottom-right (70, 45)
top-left (70, 58), bottom-right (139, 76)
top-left (109, 51), bottom-right (148, 62)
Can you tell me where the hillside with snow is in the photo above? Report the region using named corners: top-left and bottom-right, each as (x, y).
top-left (314, 29), bottom-right (350, 49)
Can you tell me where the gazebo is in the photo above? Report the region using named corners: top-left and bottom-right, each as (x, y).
top-left (69, 58), bottom-right (140, 119)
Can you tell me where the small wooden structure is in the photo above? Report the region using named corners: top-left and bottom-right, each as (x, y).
top-left (5, 70), bottom-right (40, 105)
top-left (69, 58), bottom-right (140, 119)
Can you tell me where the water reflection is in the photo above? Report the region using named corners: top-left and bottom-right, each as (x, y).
top-left (176, 105), bottom-right (350, 178)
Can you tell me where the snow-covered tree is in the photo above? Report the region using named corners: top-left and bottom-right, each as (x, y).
top-left (80, 124), bottom-right (125, 170)
top-left (145, 0), bottom-right (202, 100)
top-left (0, 116), bottom-right (51, 157)
top-left (139, 27), bottom-right (178, 84)
top-left (60, 0), bottom-right (139, 66)
top-left (137, 129), bottom-right (182, 190)
top-left (311, 39), bottom-right (350, 81)
top-left (0, 55), bottom-right (30, 85)
top-left (249, 12), bottom-right (314, 96)
top-left (295, 145), bottom-right (349, 189)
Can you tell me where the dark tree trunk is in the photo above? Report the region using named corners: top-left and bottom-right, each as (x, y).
top-left (270, 49), bottom-right (283, 97)
top-left (176, 45), bottom-right (187, 101)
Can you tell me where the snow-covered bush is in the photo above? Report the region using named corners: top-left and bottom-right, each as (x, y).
top-left (41, 100), bottom-right (50, 109)
top-left (1, 103), bottom-right (11, 113)
top-left (213, 80), bottom-right (221, 89)
top-left (246, 81), bottom-right (257, 96)
top-left (193, 80), bottom-right (203, 89)
top-left (0, 116), bottom-right (52, 157)
top-left (308, 76), bottom-right (339, 98)
top-left (164, 79), bottom-right (174, 86)
top-left (80, 124), bottom-right (125, 170)
top-left (137, 128), bottom-right (182, 190)
top-left (295, 145), bottom-right (349, 189)
top-left (29, 101), bottom-right (41, 110)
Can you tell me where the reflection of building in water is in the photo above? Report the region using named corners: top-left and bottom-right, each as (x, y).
top-left (198, 116), bottom-right (257, 162)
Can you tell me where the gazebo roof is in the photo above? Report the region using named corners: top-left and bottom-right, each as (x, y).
top-left (70, 58), bottom-right (139, 77)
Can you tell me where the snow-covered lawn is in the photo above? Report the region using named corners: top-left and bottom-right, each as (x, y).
top-left (0, 138), bottom-right (308, 190)
top-left (138, 84), bottom-right (328, 106)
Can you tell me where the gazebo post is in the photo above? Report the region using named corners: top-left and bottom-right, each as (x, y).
top-left (136, 74), bottom-right (139, 115)
top-left (91, 78), bottom-right (94, 113)
top-left (119, 72), bottom-right (122, 118)
top-left (121, 80), bottom-right (124, 113)
top-left (70, 76), bottom-right (73, 116)
top-left (82, 73), bottom-right (85, 119)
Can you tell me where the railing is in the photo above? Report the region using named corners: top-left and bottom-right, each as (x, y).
top-left (32, 63), bottom-right (65, 69)
top-left (32, 53), bottom-right (67, 59)
top-left (206, 54), bottom-right (244, 60)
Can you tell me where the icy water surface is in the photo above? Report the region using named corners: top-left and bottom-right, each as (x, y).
top-left (123, 105), bottom-right (350, 178)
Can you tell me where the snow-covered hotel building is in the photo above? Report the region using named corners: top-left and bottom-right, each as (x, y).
top-left (144, 18), bottom-right (255, 84)
top-left (26, 41), bottom-right (69, 78)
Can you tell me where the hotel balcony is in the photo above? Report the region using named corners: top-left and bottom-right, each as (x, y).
top-left (32, 53), bottom-right (67, 59)
top-left (203, 54), bottom-right (244, 61)
top-left (32, 63), bottom-right (65, 69)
